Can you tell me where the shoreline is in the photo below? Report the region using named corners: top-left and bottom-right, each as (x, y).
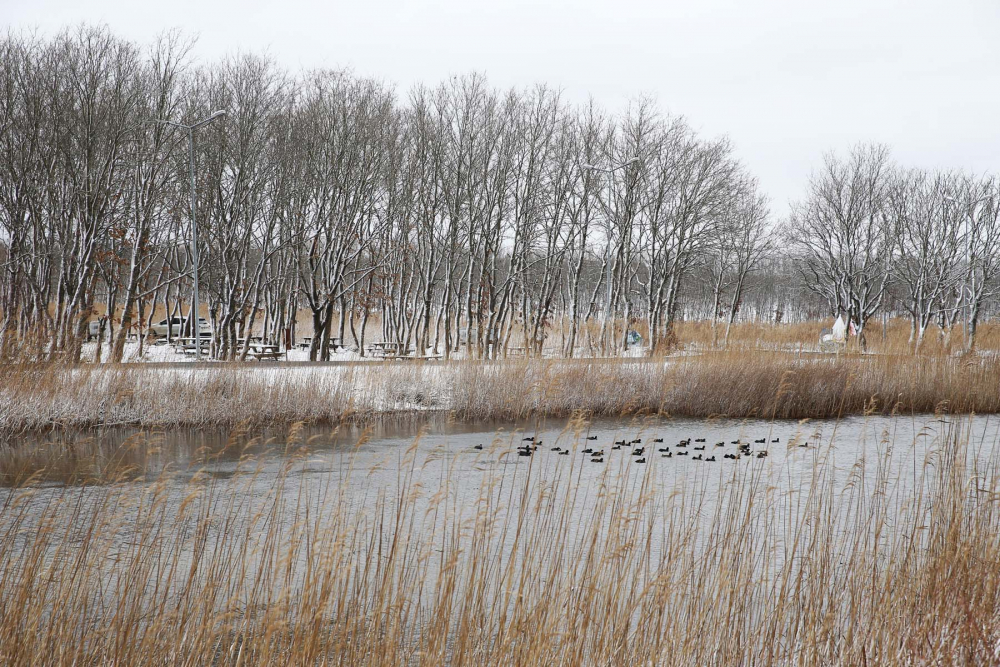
top-left (2, 352), bottom-right (999, 434)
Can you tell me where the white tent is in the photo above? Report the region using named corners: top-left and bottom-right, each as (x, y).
top-left (831, 315), bottom-right (847, 341)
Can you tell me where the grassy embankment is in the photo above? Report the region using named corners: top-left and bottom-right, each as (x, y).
top-left (0, 346), bottom-right (999, 433)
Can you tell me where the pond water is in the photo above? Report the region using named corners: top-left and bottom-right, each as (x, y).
top-left (7, 411), bottom-right (996, 493)
top-left (3, 411), bottom-right (999, 632)
top-left (0, 415), bottom-right (1000, 660)
top-left (5, 412), bottom-right (998, 552)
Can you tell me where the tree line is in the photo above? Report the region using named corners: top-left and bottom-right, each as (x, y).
top-left (0, 27), bottom-right (997, 361)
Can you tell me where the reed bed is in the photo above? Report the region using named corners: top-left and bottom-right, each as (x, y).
top-left (3, 351), bottom-right (1000, 433)
top-left (448, 351), bottom-right (1000, 420)
top-left (0, 417), bottom-right (998, 664)
top-left (674, 318), bottom-right (1000, 355)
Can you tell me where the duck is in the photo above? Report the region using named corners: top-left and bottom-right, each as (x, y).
top-left (522, 436), bottom-right (535, 442)
top-left (632, 448), bottom-right (644, 456)
top-left (695, 438), bottom-right (706, 443)
top-left (614, 440), bottom-right (627, 446)
top-left (677, 451), bottom-right (689, 456)
top-left (586, 435), bottom-right (598, 440)
top-left (653, 437), bottom-right (664, 443)
top-left (558, 450), bottom-right (569, 455)
top-left (705, 456), bottom-right (716, 462)
top-left (798, 442), bottom-right (809, 448)
top-left (582, 448), bottom-right (593, 454)
top-left (518, 450), bottom-right (531, 457)
top-left (635, 458), bottom-right (646, 463)
top-left (551, 446), bottom-right (561, 452)
top-left (612, 445), bottom-right (622, 450)
top-left (677, 441), bottom-right (688, 448)
top-left (694, 445), bottom-right (705, 451)
top-left (591, 457), bottom-right (604, 463)
top-left (754, 438), bottom-right (765, 444)
top-left (662, 452), bottom-right (672, 458)
top-left (591, 450), bottom-right (605, 457)
top-left (756, 451), bottom-right (768, 458)
top-left (730, 440), bottom-right (740, 445)
top-left (657, 447), bottom-right (669, 453)
top-left (474, 444), bottom-right (484, 450)
top-left (715, 442), bottom-right (725, 447)
top-left (771, 438), bottom-right (779, 443)
top-left (679, 439), bottom-right (691, 446)
top-left (692, 454), bottom-right (703, 461)
top-left (631, 438), bottom-right (642, 444)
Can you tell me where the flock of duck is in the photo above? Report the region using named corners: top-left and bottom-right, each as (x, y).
top-left (473, 434), bottom-right (805, 465)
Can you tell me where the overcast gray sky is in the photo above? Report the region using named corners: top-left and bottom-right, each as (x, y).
top-left (4, 0), bottom-right (999, 216)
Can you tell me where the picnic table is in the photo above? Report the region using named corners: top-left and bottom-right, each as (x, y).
top-left (365, 341), bottom-right (411, 359)
top-left (297, 336), bottom-right (342, 350)
top-left (507, 346), bottom-right (529, 357)
top-left (247, 342), bottom-right (284, 361)
top-left (174, 336), bottom-right (211, 355)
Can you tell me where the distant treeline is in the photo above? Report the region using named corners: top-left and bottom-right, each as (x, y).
top-left (0, 26), bottom-right (997, 361)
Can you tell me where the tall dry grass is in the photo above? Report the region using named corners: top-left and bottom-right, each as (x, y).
top-left (0, 418), bottom-right (998, 664)
top-left (3, 351), bottom-right (1000, 433)
top-left (448, 351), bottom-right (1000, 420)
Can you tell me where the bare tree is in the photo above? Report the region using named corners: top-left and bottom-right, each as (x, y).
top-left (789, 144), bottom-right (895, 348)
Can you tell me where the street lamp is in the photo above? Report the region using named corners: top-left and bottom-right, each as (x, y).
top-left (583, 156), bottom-right (640, 354)
top-left (149, 110), bottom-right (226, 360)
top-left (944, 193), bottom-right (993, 351)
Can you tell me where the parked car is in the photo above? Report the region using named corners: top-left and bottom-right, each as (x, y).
top-left (150, 317), bottom-right (211, 338)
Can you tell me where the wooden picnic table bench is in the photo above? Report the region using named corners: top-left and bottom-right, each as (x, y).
top-left (365, 342), bottom-right (413, 359)
top-left (174, 336), bottom-right (211, 354)
top-left (248, 350), bottom-right (284, 361)
top-left (297, 336), bottom-right (342, 350)
top-left (247, 343), bottom-right (284, 361)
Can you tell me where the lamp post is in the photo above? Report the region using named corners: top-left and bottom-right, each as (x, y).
top-left (944, 193), bottom-right (992, 351)
top-left (150, 110), bottom-right (226, 360)
top-left (583, 157), bottom-right (639, 354)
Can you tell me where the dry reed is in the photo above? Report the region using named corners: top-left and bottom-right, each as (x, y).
top-left (3, 351), bottom-right (1000, 434)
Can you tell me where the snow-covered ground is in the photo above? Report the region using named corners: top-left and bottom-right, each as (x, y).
top-left (80, 340), bottom-right (369, 364)
top-left (79, 339), bottom-right (662, 364)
